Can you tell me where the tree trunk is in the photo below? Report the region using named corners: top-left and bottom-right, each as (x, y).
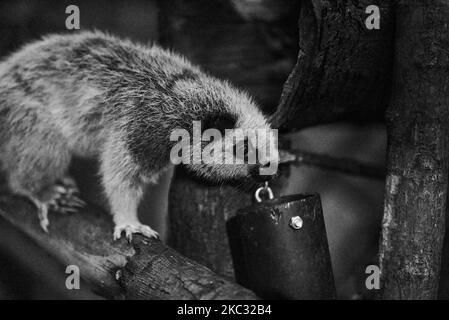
top-left (270, 0), bottom-right (395, 131)
top-left (379, 0), bottom-right (449, 299)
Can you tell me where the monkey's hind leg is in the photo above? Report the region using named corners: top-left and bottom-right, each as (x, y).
top-left (4, 122), bottom-right (82, 231)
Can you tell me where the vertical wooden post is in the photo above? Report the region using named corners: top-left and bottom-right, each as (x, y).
top-left (379, 0), bottom-right (449, 299)
top-left (168, 169), bottom-right (252, 278)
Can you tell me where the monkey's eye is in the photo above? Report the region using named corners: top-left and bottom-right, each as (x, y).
top-left (202, 114), bottom-right (237, 134)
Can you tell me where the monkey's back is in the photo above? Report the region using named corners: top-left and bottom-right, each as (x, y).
top-left (0, 31), bottom-right (200, 158)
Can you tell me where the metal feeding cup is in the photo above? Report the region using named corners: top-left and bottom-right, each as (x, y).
top-left (227, 190), bottom-right (336, 299)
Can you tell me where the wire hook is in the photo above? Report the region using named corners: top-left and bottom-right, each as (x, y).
top-left (255, 181), bottom-right (274, 202)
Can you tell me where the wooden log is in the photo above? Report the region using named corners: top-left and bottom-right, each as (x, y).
top-left (270, 0), bottom-right (395, 131)
top-left (0, 217), bottom-right (101, 299)
top-left (0, 194), bottom-right (258, 300)
top-left (379, 0), bottom-right (449, 299)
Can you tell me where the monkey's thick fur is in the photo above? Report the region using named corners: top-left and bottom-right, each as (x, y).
top-left (0, 31), bottom-right (275, 240)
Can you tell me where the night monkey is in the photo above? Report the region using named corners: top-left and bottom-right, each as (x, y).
top-left (0, 31), bottom-right (277, 241)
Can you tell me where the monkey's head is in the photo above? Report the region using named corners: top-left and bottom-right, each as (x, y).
top-left (170, 76), bottom-right (279, 185)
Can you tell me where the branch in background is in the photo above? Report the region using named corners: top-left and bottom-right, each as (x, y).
top-left (270, 0), bottom-right (395, 131)
top-left (0, 195), bottom-right (258, 300)
top-left (279, 149), bottom-right (386, 180)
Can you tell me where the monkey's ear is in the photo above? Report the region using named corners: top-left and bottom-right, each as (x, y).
top-left (202, 114), bottom-right (237, 134)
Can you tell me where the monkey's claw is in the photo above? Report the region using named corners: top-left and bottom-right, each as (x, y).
top-left (36, 202), bottom-right (49, 233)
top-left (113, 223), bottom-right (159, 242)
top-left (46, 177), bottom-right (86, 214)
top-left (31, 177), bottom-right (85, 233)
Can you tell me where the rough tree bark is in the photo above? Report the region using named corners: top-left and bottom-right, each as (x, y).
top-left (270, 0), bottom-right (395, 131)
top-left (0, 194), bottom-right (257, 300)
top-left (379, 0), bottom-right (449, 299)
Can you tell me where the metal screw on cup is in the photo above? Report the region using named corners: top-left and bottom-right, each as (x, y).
top-left (289, 216), bottom-right (303, 230)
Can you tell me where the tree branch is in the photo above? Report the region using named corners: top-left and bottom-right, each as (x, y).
top-left (279, 149), bottom-right (386, 180)
top-left (0, 194), bottom-right (258, 300)
top-left (270, 0), bottom-right (395, 131)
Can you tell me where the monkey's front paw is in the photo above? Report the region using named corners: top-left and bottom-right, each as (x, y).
top-left (113, 223), bottom-right (159, 242)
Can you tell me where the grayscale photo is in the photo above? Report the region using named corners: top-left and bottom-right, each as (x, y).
top-left (0, 0), bottom-right (447, 307)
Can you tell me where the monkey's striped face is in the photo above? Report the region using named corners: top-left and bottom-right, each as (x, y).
top-left (182, 118), bottom-right (279, 184)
